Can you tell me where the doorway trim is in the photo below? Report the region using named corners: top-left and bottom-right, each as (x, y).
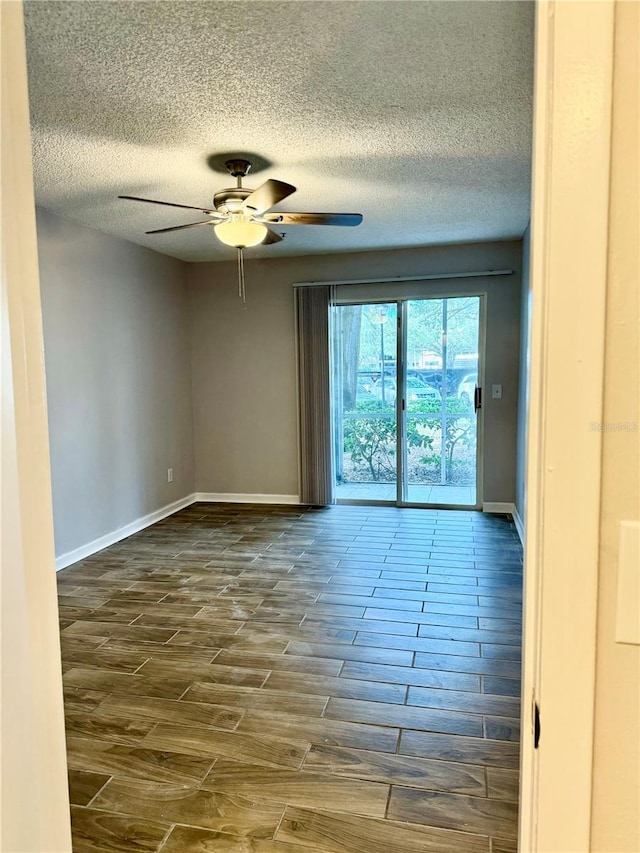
top-left (519, 1), bottom-right (614, 851)
top-left (1, 2), bottom-right (73, 849)
top-left (3, 0), bottom-right (617, 847)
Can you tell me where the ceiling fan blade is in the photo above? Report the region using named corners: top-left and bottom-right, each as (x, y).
top-left (242, 180), bottom-right (296, 214)
top-left (119, 195), bottom-right (218, 215)
top-left (265, 212), bottom-right (363, 226)
top-left (146, 220), bottom-right (217, 235)
top-left (262, 226), bottom-right (284, 245)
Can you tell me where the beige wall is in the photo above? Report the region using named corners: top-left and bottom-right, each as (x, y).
top-left (591, 3), bottom-right (640, 850)
top-left (37, 209), bottom-right (195, 560)
top-left (188, 240), bottom-right (522, 502)
top-left (188, 253), bottom-right (300, 497)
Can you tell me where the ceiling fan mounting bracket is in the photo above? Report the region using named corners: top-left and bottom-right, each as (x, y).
top-left (225, 158), bottom-right (252, 178)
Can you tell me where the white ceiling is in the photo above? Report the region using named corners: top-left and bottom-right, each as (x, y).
top-left (24, 0), bottom-right (534, 263)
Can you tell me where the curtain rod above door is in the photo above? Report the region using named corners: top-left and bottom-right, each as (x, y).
top-left (293, 269), bottom-right (513, 288)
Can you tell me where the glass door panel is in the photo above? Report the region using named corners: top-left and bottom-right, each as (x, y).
top-left (332, 302), bottom-right (398, 502)
top-left (402, 297), bottom-right (480, 506)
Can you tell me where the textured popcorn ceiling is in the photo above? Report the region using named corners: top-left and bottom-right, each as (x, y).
top-left (24, 0), bottom-right (534, 262)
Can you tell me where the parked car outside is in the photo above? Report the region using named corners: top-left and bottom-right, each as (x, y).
top-left (355, 377), bottom-right (376, 404)
top-left (457, 373), bottom-right (477, 407)
top-left (370, 377), bottom-right (442, 405)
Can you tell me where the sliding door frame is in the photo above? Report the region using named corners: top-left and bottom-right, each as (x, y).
top-left (396, 292), bottom-right (486, 511)
top-left (331, 297), bottom-right (400, 507)
top-left (332, 287), bottom-right (487, 510)
top-left (396, 300), bottom-right (407, 506)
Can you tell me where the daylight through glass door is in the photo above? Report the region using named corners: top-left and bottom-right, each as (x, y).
top-left (401, 297), bottom-right (480, 506)
top-left (332, 295), bottom-right (481, 506)
top-left (332, 303), bottom-right (398, 502)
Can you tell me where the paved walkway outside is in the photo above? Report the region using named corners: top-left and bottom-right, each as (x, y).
top-left (336, 483), bottom-right (476, 506)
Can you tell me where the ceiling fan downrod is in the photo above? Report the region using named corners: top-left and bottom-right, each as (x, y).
top-left (225, 159), bottom-right (252, 189)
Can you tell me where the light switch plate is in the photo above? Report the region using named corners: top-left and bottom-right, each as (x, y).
top-left (492, 384), bottom-right (503, 399)
top-left (615, 520), bottom-right (640, 645)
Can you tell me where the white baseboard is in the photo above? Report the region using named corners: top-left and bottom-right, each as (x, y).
top-left (61, 491), bottom-right (518, 571)
top-left (194, 492), bottom-right (301, 505)
top-left (56, 491), bottom-right (303, 571)
top-left (55, 493), bottom-right (197, 571)
top-left (482, 501), bottom-right (516, 516)
top-left (512, 505), bottom-right (525, 545)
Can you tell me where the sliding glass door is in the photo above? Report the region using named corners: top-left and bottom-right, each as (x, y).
top-left (332, 302), bottom-right (398, 501)
top-left (400, 297), bottom-right (480, 506)
top-left (332, 294), bottom-right (482, 507)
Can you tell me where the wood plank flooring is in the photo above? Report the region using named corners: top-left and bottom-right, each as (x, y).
top-left (57, 503), bottom-right (523, 852)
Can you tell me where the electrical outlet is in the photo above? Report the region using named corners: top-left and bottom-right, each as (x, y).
top-left (167, 468), bottom-right (174, 483)
top-left (492, 384), bottom-right (503, 399)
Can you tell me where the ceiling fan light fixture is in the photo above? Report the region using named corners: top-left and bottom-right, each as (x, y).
top-left (214, 220), bottom-right (268, 248)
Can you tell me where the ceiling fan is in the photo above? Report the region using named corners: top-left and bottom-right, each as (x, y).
top-left (119, 159), bottom-right (363, 302)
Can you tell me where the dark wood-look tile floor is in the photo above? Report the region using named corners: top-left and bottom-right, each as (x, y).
top-left (57, 503), bottom-right (523, 852)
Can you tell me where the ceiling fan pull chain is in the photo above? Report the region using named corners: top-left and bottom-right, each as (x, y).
top-left (237, 247), bottom-right (247, 304)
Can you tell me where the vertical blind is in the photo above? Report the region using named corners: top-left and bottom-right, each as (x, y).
top-left (296, 285), bottom-right (335, 506)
